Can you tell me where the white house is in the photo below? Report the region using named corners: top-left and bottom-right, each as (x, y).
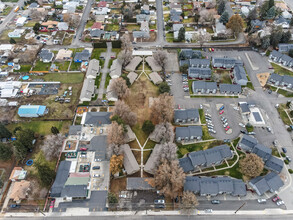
top-left (16, 17), bottom-right (27, 27)
top-left (8, 29), bottom-right (25, 38)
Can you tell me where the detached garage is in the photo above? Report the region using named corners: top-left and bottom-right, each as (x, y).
top-left (18, 105), bottom-right (47, 117)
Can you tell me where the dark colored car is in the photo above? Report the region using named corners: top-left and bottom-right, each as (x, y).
top-left (93, 166), bottom-right (100, 170)
top-left (282, 147), bottom-right (287, 153)
top-left (211, 200), bottom-right (220, 204)
top-left (80, 147), bottom-right (88, 151)
top-left (10, 204), bottom-right (21, 208)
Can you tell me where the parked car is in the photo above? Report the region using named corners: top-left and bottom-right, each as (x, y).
top-left (282, 147), bottom-right (287, 153)
top-left (257, 199), bottom-right (266, 204)
top-left (93, 166), bottom-right (100, 170)
top-left (223, 119), bottom-right (228, 124)
top-left (276, 200), bottom-right (285, 206)
top-left (200, 104), bottom-right (203, 109)
top-left (223, 123), bottom-right (228, 128)
top-left (154, 199), bottom-right (165, 209)
top-left (210, 130), bottom-right (216, 134)
top-left (219, 105), bottom-right (224, 110)
top-left (211, 200), bottom-right (220, 204)
top-left (10, 204), bottom-right (21, 208)
top-left (225, 126), bottom-right (230, 131)
top-left (248, 132), bottom-right (256, 135)
top-left (272, 195), bottom-right (280, 202)
top-left (100, 128), bottom-right (103, 134)
top-left (219, 110), bottom-right (224, 115)
top-left (286, 156), bottom-right (291, 162)
top-left (93, 174), bottom-right (101, 178)
top-left (240, 130), bottom-right (247, 134)
top-left (239, 123), bottom-right (245, 128)
top-left (273, 140), bottom-right (278, 147)
top-left (221, 116), bottom-right (226, 121)
top-left (50, 199), bottom-right (55, 208)
top-left (80, 147), bottom-right (88, 151)
top-left (224, 139), bottom-right (230, 143)
top-left (267, 127), bottom-right (272, 132)
top-left (204, 209), bottom-right (213, 213)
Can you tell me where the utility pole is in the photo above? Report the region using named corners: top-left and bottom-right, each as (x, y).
top-left (235, 202), bottom-right (246, 214)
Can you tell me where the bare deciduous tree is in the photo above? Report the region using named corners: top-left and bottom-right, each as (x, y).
top-left (41, 134), bottom-right (64, 160)
top-left (153, 50), bottom-right (168, 69)
top-left (118, 50), bottom-right (133, 67)
top-left (63, 13), bottom-right (80, 29)
top-left (113, 100), bottom-right (137, 126)
top-left (107, 122), bottom-right (125, 145)
top-left (192, 30), bottom-right (211, 48)
top-left (110, 154), bottom-right (124, 175)
top-left (109, 77), bottom-right (130, 100)
top-left (30, 10), bottom-right (47, 19)
top-left (121, 33), bottom-right (132, 52)
top-left (160, 142), bottom-right (178, 161)
top-left (239, 153), bottom-right (264, 178)
top-left (199, 9), bottom-right (216, 25)
top-left (150, 123), bottom-right (174, 143)
top-left (150, 93), bottom-right (174, 124)
top-left (181, 191), bottom-right (199, 214)
top-left (155, 159), bottom-right (186, 199)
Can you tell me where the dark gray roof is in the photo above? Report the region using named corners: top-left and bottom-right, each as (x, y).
top-left (278, 44), bottom-right (293, 53)
top-left (83, 112), bottom-right (112, 126)
top-left (136, 14), bottom-right (150, 22)
top-left (74, 49), bottom-right (91, 61)
top-left (189, 58), bottom-right (210, 67)
top-left (234, 65), bottom-right (248, 82)
top-left (283, 75), bottom-right (293, 85)
top-left (69, 125), bottom-right (82, 135)
top-left (212, 57), bottom-right (236, 66)
top-left (179, 59), bottom-right (189, 66)
top-left (90, 29), bottom-right (105, 37)
top-left (280, 54), bottom-right (293, 63)
top-left (265, 156), bottom-right (284, 173)
top-left (251, 19), bottom-right (264, 28)
top-left (39, 49), bottom-right (53, 61)
top-left (239, 134), bottom-right (258, 150)
top-left (60, 185), bottom-right (88, 198)
top-left (252, 144), bottom-right (272, 161)
top-left (174, 108), bottom-right (199, 122)
top-left (249, 172), bottom-right (284, 196)
top-left (270, 50), bottom-right (283, 59)
top-left (126, 177), bottom-right (155, 190)
top-left (51, 161), bottom-right (71, 197)
top-left (252, 112), bottom-right (262, 122)
top-left (180, 49), bottom-right (201, 60)
top-left (219, 84), bottom-right (242, 94)
top-left (240, 103), bottom-right (250, 113)
top-left (179, 156), bottom-right (194, 173)
top-left (192, 81), bottom-right (217, 91)
top-left (171, 14), bottom-right (181, 22)
top-left (184, 176), bottom-right (246, 197)
top-left (188, 67), bottom-right (212, 78)
top-left (89, 135), bottom-right (108, 160)
top-left (176, 126), bottom-right (203, 139)
top-left (269, 73), bottom-right (283, 82)
top-left (133, 31), bottom-right (150, 38)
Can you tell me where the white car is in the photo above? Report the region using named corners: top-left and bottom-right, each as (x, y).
top-left (93, 174), bottom-right (100, 178)
top-left (276, 200), bottom-right (284, 206)
top-left (239, 123), bottom-right (245, 128)
top-left (223, 123), bottom-right (228, 128)
top-left (233, 107), bottom-right (239, 111)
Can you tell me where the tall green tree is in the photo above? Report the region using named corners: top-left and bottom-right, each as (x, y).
top-left (158, 82), bottom-right (170, 94)
top-left (9, 38), bottom-right (16, 44)
top-left (219, 11), bottom-right (229, 24)
top-left (217, 0), bottom-right (226, 15)
top-left (266, 6), bottom-right (275, 19)
top-left (13, 129), bottom-right (35, 160)
top-left (35, 163), bottom-right (55, 187)
top-left (259, 1), bottom-right (269, 20)
top-left (281, 31), bottom-right (291, 43)
top-left (142, 120), bottom-right (155, 134)
top-left (0, 143), bottom-right (12, 161)
top-left (0, 124), bottom-right (12, 139)
top-left (268, 0), bottom-right (274, 9)
top-left (178, 27), bottom-right (185, 42)
top-left (51, 126), bottom-right (59, 135)
top-left (33, 23), bottom-right (41, 34)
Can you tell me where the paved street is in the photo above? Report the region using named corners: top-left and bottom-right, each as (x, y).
top-left (283, 0), bottom-right (293, 11)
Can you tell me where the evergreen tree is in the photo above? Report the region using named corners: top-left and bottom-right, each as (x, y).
top-left (9, 38), bottom-right (16, 44)
top-left (217, 0), bottom-right (226, 15)
top-left (142, 120), bottom-right (155, 134)
top-left (220, 11), bottom-right (229, 24)
top-left (0, 143), bottom-right (12, 161)
top-left (178, 27), bottom-right (185, 42)
top-left (281, 31), bottom-right (291, 43)
top-left (35, 163), bottom-right (55, 187)
top-left (51, 126), bottom-right (59, 135)
top-left (268, 0), bottom-right (274, 9)
top-left (158, 82), bottom-right (170, 94)
top-left (266, 6), bottom-right (275, 19)
top-left (0, 124), bottom-right (12, 139)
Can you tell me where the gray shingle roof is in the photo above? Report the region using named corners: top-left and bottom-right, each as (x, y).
top-left (252, 144), bottom-right (272, 161)
top-left (126, 177), bottom-right (155, 190)
top-left (69, 125), bottom-right (82, 135)
top-left (144, 144), bottom-right (162, 174)
top-left (239, 135), bottom-right (258, 151)
top-left (39, 49), bottom-right (53, 61)
top-left (80, 78), bottom-right (95, 101)
top-left (189, 58), bottom-right (210, 67)
top-left (192, 81), bottom-right (217, 93)
top-left (269, 73), bottom-right (283, 83)
top-left (50, 161), bottom-right (71, 197)
top-left (239, 103), bottom-right (250, 113)
top-left (270, 50), bottom-right (283, 59)
top-left (133, 31), bottom-right (150, 38)
top-left (74, 49), bottom-right (91, 61)
top-left (82, 112), bottom-right (112, 126)
top-left (212, 57), bottom-right (236, 67)
top-left (184, 176), bottom-right (247, 197)
top-left (278, 44), bottom-right (293, 53)
top-left (174, 108), bottom-right (199, 122)
top-left (179, 156), bottom-right (194, 173)
top-left (188, 67), bottom-right (212, 79)
top-left (89, 135), bottom-right (108, 160)
top-left (219, 84), bottom-right (242, 94)
top-left (90, 29), bottom-right (105, 37)
top-left (179, 49), bottom-right (201, 60)
top-left (121, 144), bottom-right (140, 175)
top-left (265, 156), bottom-right (284, 173)
top-left (60, 185), bottom-right (88, 198)
top-left (176, 126), bottom-right (203, 140)
top-left (86, 59), bottom-right (100, 78)
top-left (234, 65), bottom-right (248, 83)
top-left (136, 14), bottom-right (150, 22)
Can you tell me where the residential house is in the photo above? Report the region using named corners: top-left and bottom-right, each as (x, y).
top-left (268, 73), bottom-right (293, 90)
top-left (252, 144), bottom-right (272, 161)
top-left (109, 59), bottom-right (122, 78)
top-left (97, 1), bottom-right (107, 7)
top-left (192, 81), bottom-right (217, 94)
top-left (0, 81), bottom-right (21, 98)
top-left (149, 72), bottom-right (163, 85)
top-left (282, 10), bottom-right (292, 19)
top-left (219, 84), bottom-right (242, 94)
top-left (279, 54), bottom-right (293, 68)
top-left (179, 145), bottom-right (233, 173)
top-left (127, 72), bottom-right (138, 84)
top-left (124, 125), bottom-right (136, 143)
top-left (120, 144), bottom-right (140, 175)
top-left (88, 135), bottom-right (108, 161)
top-left (144, 144), bottom-right (162, 174)
top-left (55, 49), bottom-right (72, 61)
top-left (125, 56), bottom-right (142, 72)
top-left (241, 6), bottom-right (250, 17)
top-left (90, 29), bottom-right (105, 39)
top-left (61, 174), bottom-right (90, 200)
top-left (269, 50), bottom-right (284, 63)
top-left (79, 78), bottom-right (95, 102)
top-left (95, 15), bottom-right (106, 23)
top-left (74, 49), bottom-right (91, 63)
top-left (63, 2), bottom-right (78, 11)
top-left (174, 108), bottom-right (199, 124)
top-left (141, 4), bottom-right (150, 15)
top-left (188, 67), bottom-right (212, 80)
top-left (278, 44), bottom-right (293, 53)
top-left (57, 22), bottom-right (69, 31)
top-left (16, 17), bottom-right (27, 26)
top-left (249, 172), bottom-right (284, 196)
top-left (0, 2), bottom-right (5, 12)
top-left (94, 7), bottom-right (109, 15)
top-left (274, 16), bottom-right (290, 29)
top-left (126, 177), bottom-right (155, 190)
top-left (187, 58), bottom-right (210, 68)
top-left (86, 59), bottom-right (100, 79)
top-left (136, 14), bottom-right (150, 23)
top-left (9, 167), bottom-right (27, 182)
top-left (106, 79), bottom-right (118, 101)
top-left (281, 75), bottom-right (293, 89)
top-left (170, 3), bottom-right (182, 12)
top-left (68, 125), bottom-right (82, 136)
top-left (133, 31), bottom-right (150, 40)
top-left (212, 57), bottom-right (236, 69)
top-left (184, 176), bottom-right (247, 197)
top-left (179, 49), bottom-right (201, 60)
top-left (233, 65), bottom-right (248, 86)
top-left (81, 112), bottom-right (112, 126)
top-left (175, 126), bottom-right (203, 142)
top-left (238, 134), bottom-right (258, 151)
top-left (29, 2), bottom-right (38, 8)
top-left (17, 105), bottom-right (47, 118)
top-left (265, 156), bottom-right (284, 174)
top-left (10, 180), bottom-right (31, 203)
top-left (214, 20), bottom-right (227, 36)
top-left (251, 20), bottom-right (265, 31)
top-left (170, 9), bottom-right (182, 23)
top-left (145, 56), bottom-right (162, 72)
top-left (91, 22), bottom-right (104, 30)
top-left (8, 29), bottom-right (25, 38)
top-left (103, 31), bottom-right (119, 41)
top-left (41, 21), bottom-right (59, 31)
top-left (173, 23), bottom-right (184, 39)
top-left (39, 49), bottom-right (54, 63)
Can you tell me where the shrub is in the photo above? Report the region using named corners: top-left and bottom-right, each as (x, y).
top-left (285, 160), bottom-right (289, 165)
top-left (281, 152), bottom-right (286, 157)
top-left (289, 169), bottom-right (293, 174)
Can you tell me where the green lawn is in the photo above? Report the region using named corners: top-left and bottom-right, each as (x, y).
top-left (177, 140), bottom-right (225, 158)
top-left (24, 21), bottom-right (36, 27)
top-left (277, 104), bottom-right (291, 126)
top-left (14, 65), bottom-right (32, 73)
top-left (104, 73), bottom-right (111, 89)
top-left (183, 17), bottom-right (194, 23)
top-left (132, 123), bottom-right (149, 145)
top-left (91, 48), bottom-right (107, 68)
top-left (144, 139), bottom-right (156, 149)
top-left (55, 61), bottom-right (71, 71)
top-left (85, 20), bottom-right (95, 29)
top-left (202, 126), bottom-right (215, 140)
top-left (166, 32), bottom-right (174, 43)
top-left (272, 148), bottom-right (281, 158)
top-left (32, 72), bottom-right (84, 84)
top-left (183, 4), bottom-right (193, 10)
top-left (199, 109), bottom-right (206, 124)
top-left (232, 137), bottom-right (240, 147)
top-left (126, 24), bottom-right (140, 32)
top-left (246, 82), bottom-right (255, 90)
top-left (95, 74), bottom-right (102, 88)
top-left (33, 61), bottom-right (51, 71)
top-left (2, 6), bottom-right (12, 16)
top-left (69, 62), bottom-right (81, 71)
top-left (246, 124), bottom-right (254, 132)
top-left (164, 14), bottom-right (170, 22)
top-left (185, 26), bottom-right (195, 31)
top-left (277, 88), bottom-right (293, 97)
top-left (105, 24), bottom-right (120, 31)
top-left (6, 121), bottom-right (71, 135)
top-left (0, 29), bottom-right (13, 42)
top-left (271, 63), bottom-right (293, 77)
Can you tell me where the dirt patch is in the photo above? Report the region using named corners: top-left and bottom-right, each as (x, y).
top-left (257, 72), bottom-right (270, 87)
top-left (0, 107), bottom-right (16, 123)
top-left (77, 106), bottom-right (89, 115)
top-left (110, 177), bottom-right (126, 196)
top-left (65, 140), bottom-right (77, 151)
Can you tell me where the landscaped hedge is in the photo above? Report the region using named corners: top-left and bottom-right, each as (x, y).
top-left (112, 40), bottom-right (122, 48)
top-left (93, 42), bottom-right (107, 48)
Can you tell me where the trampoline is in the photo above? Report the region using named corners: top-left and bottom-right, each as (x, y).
top-left (22, 76), bottom-right (29, 80)
top-left (26, 159), bottom-right (33, 166)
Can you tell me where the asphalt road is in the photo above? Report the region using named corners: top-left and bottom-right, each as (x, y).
top-left (283, 0), bottom-right (293, 11)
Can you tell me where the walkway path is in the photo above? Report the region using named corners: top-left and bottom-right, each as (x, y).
top-left (98, 42), bottom-right (112, 99)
